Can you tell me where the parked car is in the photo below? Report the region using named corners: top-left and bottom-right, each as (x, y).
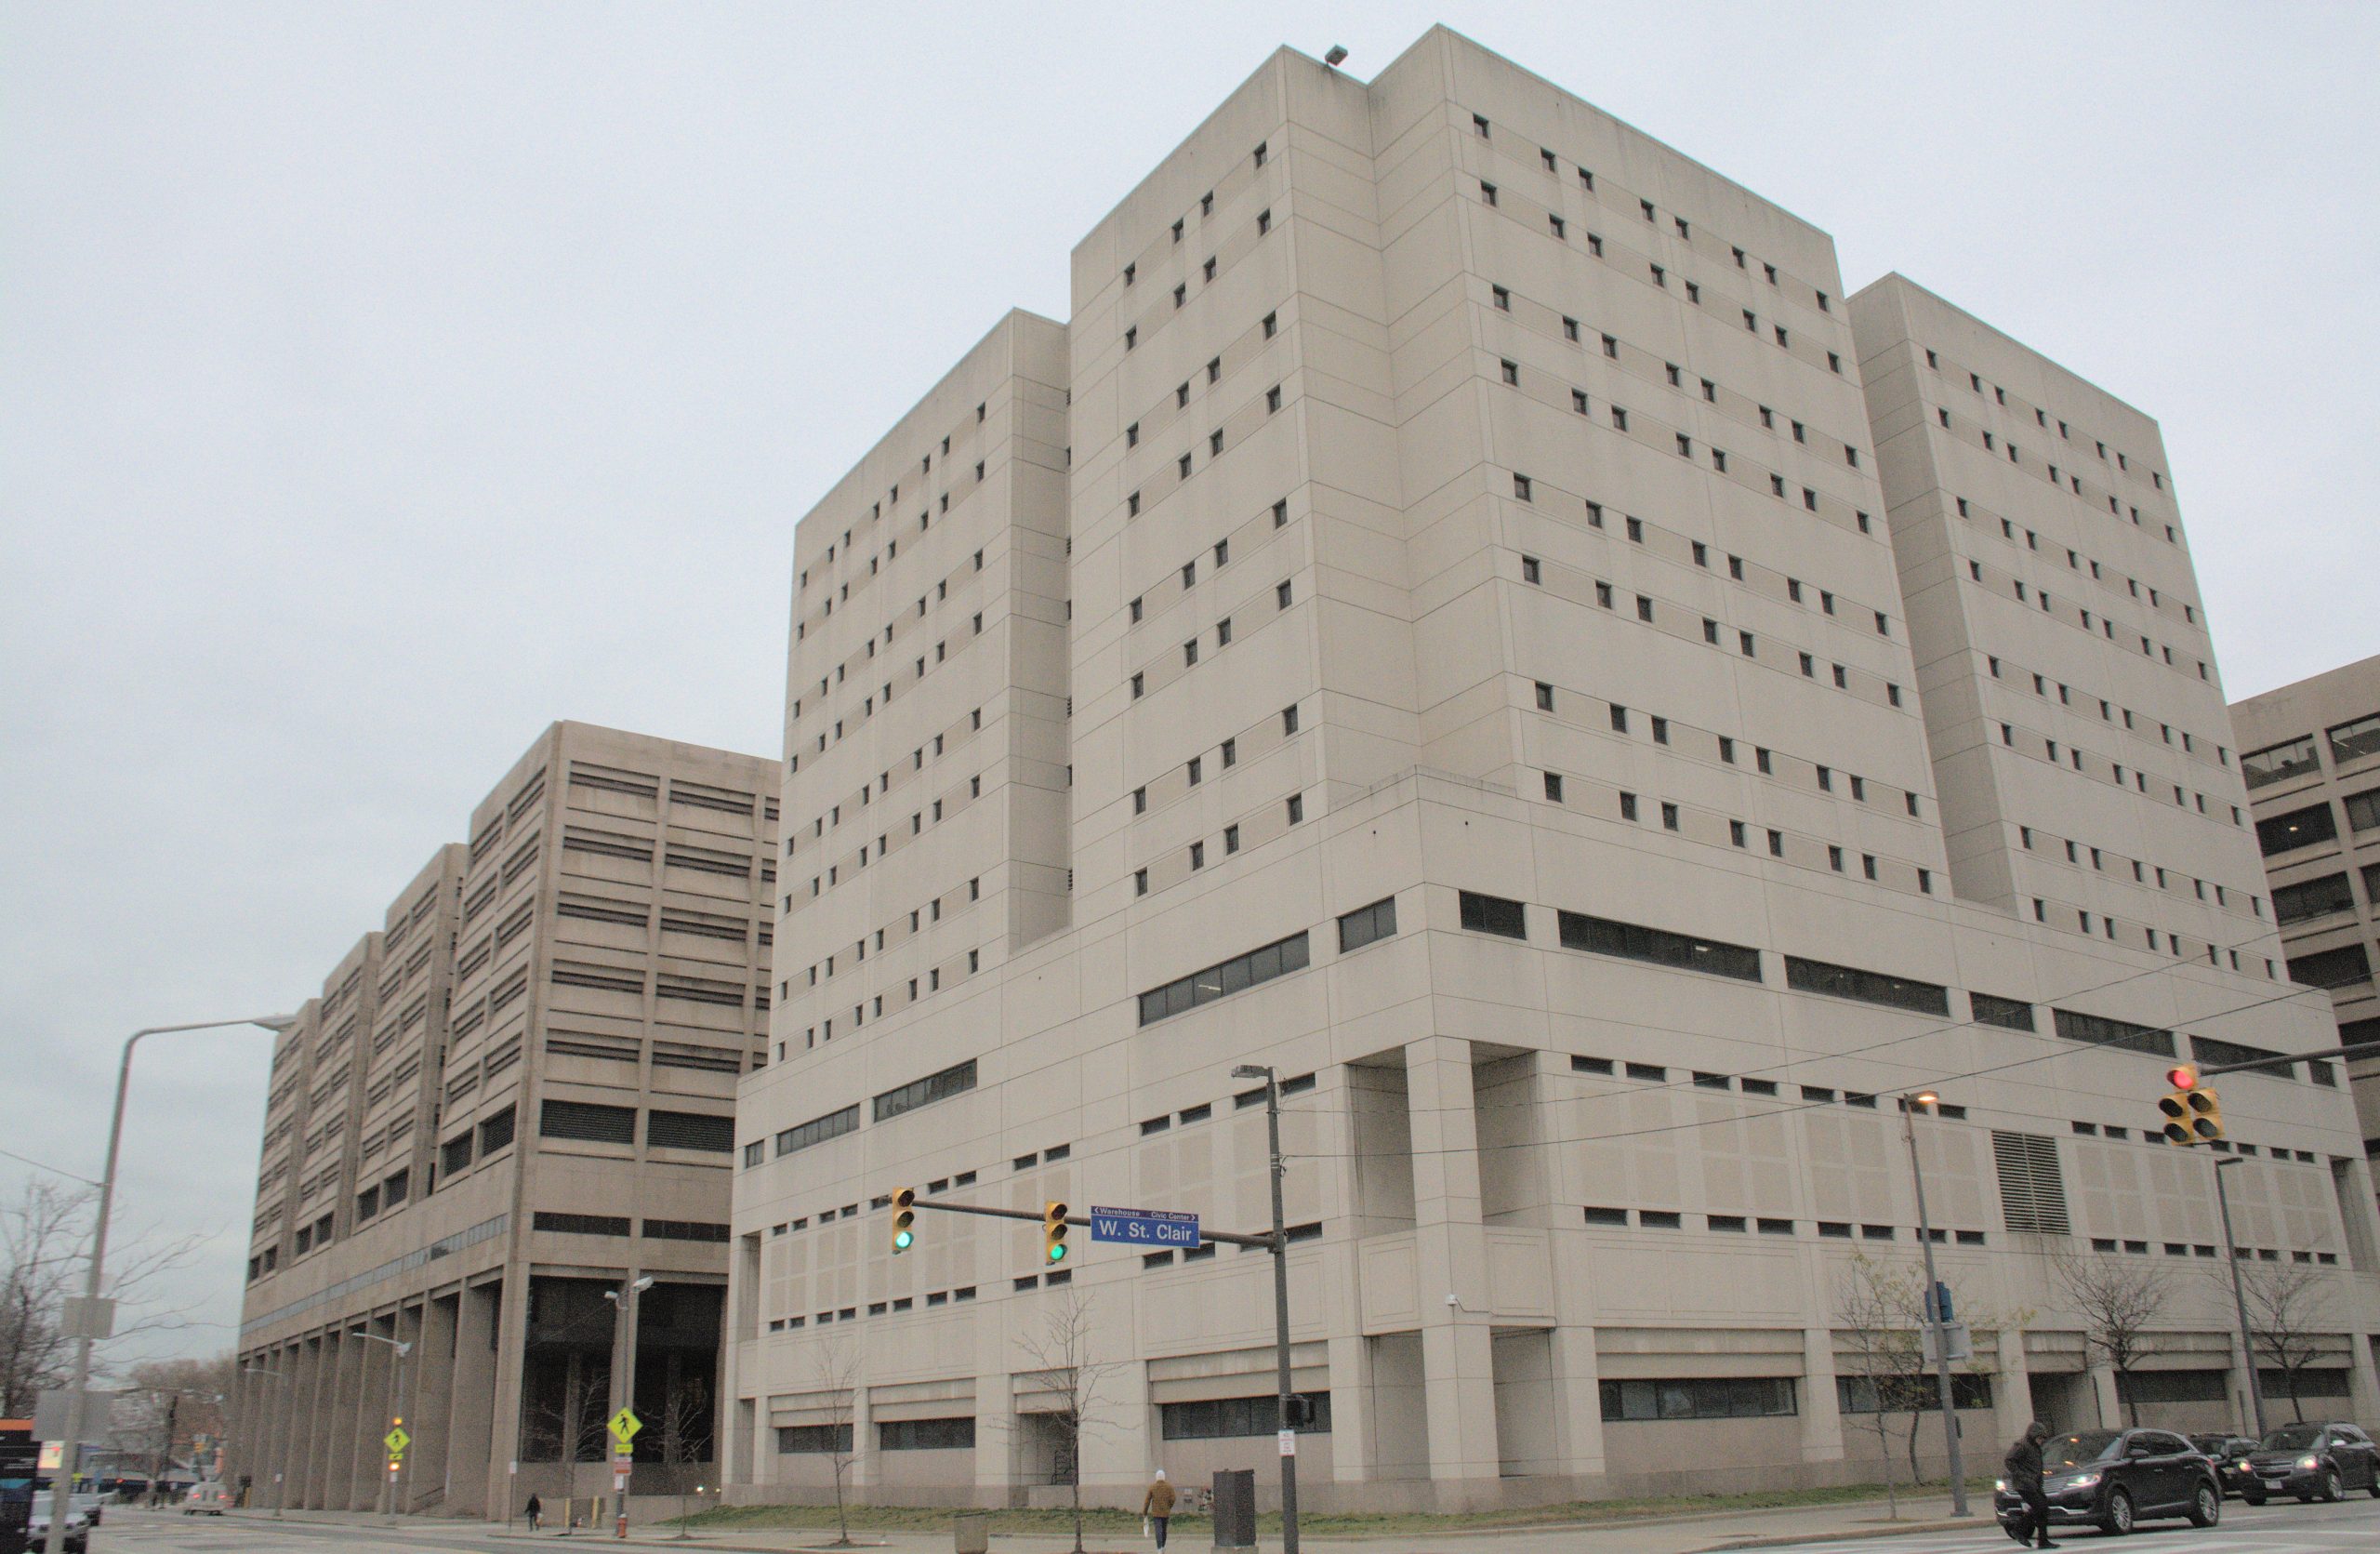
top-left (2188, 1433), bottom-right (2261, 1498)
top-left (24, 1506), bottom-right (90, 1554)
top-left (2241, 1420), bottom-right (2380, 1503)
top-left (183, 1480), bottom-right (234, 1515)
top-left (1994, 1428), bottom-right (2222, 1537)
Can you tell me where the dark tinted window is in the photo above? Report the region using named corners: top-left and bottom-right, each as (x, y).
top-left (2045, 1431), bottom-right (2122, 1468)
top-left (1558, 911), bottom-right (1762, 981)
top-left (1459, 891), bottom-right (1527, 938)
top-left (2257, 803), bottom-right (2337, 856)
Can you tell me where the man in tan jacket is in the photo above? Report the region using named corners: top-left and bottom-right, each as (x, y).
top-left (1142, 1470), bottom-right (1176, 1549)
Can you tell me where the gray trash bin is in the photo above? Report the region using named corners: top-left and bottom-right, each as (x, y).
top-left (1210, 1468), bottom-right (1255, 1549)
top-left (954, 1510), bottom-right (990, 1554)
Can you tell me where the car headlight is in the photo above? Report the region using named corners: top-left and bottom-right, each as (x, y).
top-left (2298, 1454), bottom-right (2320, 1471)
top-left (2063, 1471), bottom-right (2102, 1490)
top-left (2233, 1458), bottom-right (2249, 1469)
top-left (1993, 1478), bottom-right (2007, 1493)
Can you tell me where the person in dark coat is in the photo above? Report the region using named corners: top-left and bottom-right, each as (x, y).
top-left (2003, 1421), bottom-right (2056, 1548)
top-left (524, 1491), bottom-right (543, 1532)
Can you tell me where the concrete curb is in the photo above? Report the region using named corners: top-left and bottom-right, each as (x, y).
top-left (1695, 1516), bottom-right (1981, 1551)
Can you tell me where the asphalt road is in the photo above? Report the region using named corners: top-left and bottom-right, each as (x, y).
top-left (1736, 1495), bottom-right (2379, 1553)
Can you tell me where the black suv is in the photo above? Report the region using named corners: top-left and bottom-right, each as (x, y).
top-left (2188, 1433), bottom-right (2261, 1498)
top-left (1995, 1428), bottom-right (2221, 1538)
top-left (2241, 1420), bottom-right (2380, 1503)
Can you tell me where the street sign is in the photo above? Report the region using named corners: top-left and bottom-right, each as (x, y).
top-left (1277, 1428), bottom-right (1296, 1457)
top-left (383, 1426), bottom-right (410, 1456)
top-left (608, 1406), bottom-right (642, 1447)
top-left (1922, 1322), bottom-right (1973, 1364)
top-left (1088, 1205), bottom-right (1200, 1248)
top-left (60, 1296), bottom-right (115, 1341)
top-left (37, 1442), bottom-right (61, 1471)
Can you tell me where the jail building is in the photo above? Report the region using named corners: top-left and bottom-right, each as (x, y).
top-left (229, 722), bottom-right (776, 1516)
top-left (711, 26), bottom-right (2380, 1511)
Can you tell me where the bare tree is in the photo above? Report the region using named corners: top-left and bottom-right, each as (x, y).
top-left (1013, 1290), bottom-right (1126, 1554)
top-left (1834, 1252), bottom-right (1922, 1518)
top-left (2051, 1249), bottom-right (2168, 1426)
top-left (111, 1355), bottom-right (234, 1498)
top-left (0, 1180), bottom-right (212, 1415)
top-left (2229, 1260), bottom-right (2335, 1425)
top-left (520, 1354), bottom-right (612, 1467)
top-left (811, 1340), bottom-right (862, 1549)
top-left (655, 1369), bottom-right (712, 1538)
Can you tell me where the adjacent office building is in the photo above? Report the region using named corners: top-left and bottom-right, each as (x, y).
top-left (713, 28), bottom-right (2380, 1509)
top-left (2232, 657), bottom-right (2380, 1160)
top-left (230, 723), bottom-right (776, 1516)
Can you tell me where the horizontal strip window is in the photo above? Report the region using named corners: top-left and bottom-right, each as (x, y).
top-left (541, 1099), bottom-right (637, 1145)
top-left (562, 827), bottom-right (652, 860)
top-left (874, 1058), bottom-right (978, 1123)
top-left (776, 1104), bottom-right (860, 1157)
top-left (2241, 736), bottom-right (2319, 790)
top-left (657, 975), bottom-right (746, 1006)
top-left (2288, 944), bottom-right (2371, 990)
top-left (1784, 956), bottom-right (1950, 1016)
top-left (1970, 992), bottom-right (2035, 1031)
top-left (553, 963), bottom-right (643, 994)
top-left (642, 1218), bottom-right (729, 1242)
top-left (1600, 1376), bottom-right (1795, 1422)
top-left (1138, 932), bottom-right (1310, 1026)
top-left (652, 1043), bottom-right (742, 1073)
top-left (879, 1416), bottom-right (975, 1451)
top-left (2331, 712), bottom-right (2380, 764)
top-left (1558, 911), bottom-right (1761, 982)
top-left (548, 1033), bottom-right (639, 1062)
top-left (2051, 1008), bottom-right (2177, 1058)
top-left (660, 910), bottom-right (749, 940)
top-left (666, 846), bottom-right (752, 876)
top-left (2191, 1036), bottom-right (2295, 1078)
top-left (775, 1424), bottom-right (852, 1454)
top-left (1839, 1374), bottom-right (1992, 1413)
top-left (646, 1109), bottom-right (734, 1152)
top-left (533, 1211), bottom-right (630, 1237)
top-left (1160, 1393), bottom-right (1332, 1441)
top-left (1458, 891), bottom-right (1527, 939)
top-left (2256, 803), bottom-right (2336, 856)
top-left (1337, 897), bottom-right (1397, 953)
top-left (2272, 872), bottom-right (2355, 924)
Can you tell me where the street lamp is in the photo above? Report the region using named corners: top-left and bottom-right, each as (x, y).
top-left (2212, 1158), bottom-right (2268, 1439)
top-left (350, 1327), bottom-right (412, 1523)
top-left (1899, 1091), bottom-right (1968, 1517)
top-left (43, 1013), bottom-right (296, 1554)
top-left (1229, 1063), bottom-right (1300, 1554)
top-left (604, 1274), bottom-right (655, 1537)
top-left (238, 1365), bottom-right (286, 1518)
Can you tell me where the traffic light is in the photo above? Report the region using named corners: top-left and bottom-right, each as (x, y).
top-left (2159, 1064), bottom-right (2224, 1145)
top-left (1042, 1200), bottom-right (1069, 1264)
top-left (892, 1189), bottom-right (917, 1254)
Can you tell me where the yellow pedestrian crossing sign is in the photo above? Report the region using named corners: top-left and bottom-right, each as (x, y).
top-left (383, 1425), bottom-right (410, 1456)
top-left (607, 1406), bottom-right (641, 1447)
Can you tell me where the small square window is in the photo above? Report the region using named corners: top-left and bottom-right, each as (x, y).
top-left (1543, 772), bottom-right (1564, 802)
top-left (1276, 579), bottom-right (1293, 609)
top-left (1536, 682), bottom-right (1556, 711)
top-left (1521, 556), bottom-right (1541, 584)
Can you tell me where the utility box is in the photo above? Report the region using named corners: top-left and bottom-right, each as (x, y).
top-left (953, 1510), bottom-right (989, 1554)
top-left (1210, 1468), bottom-right (1255, 1549)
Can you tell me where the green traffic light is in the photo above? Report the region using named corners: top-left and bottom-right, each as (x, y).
top-left (1048, 1242), bottom-right (1067, 1263)
top-left (893, 1229), bottom-right (913, 1250)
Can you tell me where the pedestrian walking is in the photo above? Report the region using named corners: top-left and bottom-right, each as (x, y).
top-left (2003, 1421), bottom-right (2056, 1548)
top-left (524, 1491), bottom-right (543, 1533)
top-left (1142, 1469), bottom-right (1175, 1550)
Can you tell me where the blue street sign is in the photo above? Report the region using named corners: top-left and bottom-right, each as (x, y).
top-left (1088, 1205), bottom-right (1201, 1248)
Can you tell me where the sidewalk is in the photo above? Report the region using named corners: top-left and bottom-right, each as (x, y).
top-left (229, 1496), bottom-right (1990, 1554)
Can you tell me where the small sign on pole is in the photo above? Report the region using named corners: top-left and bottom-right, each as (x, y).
top-left (1922, 1322), bottom-right (1973, 1364)
top-left (1276, 1428), bottom-right (1296, 1457)
top-left (1088, 1205), bottom-right (1201, 1248)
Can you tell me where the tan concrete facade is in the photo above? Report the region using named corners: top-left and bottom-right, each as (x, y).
top-left (231, 722), bottom-right (776, 1517)
top-left (2232, 657), bottom-right (2380, 1157)
top-left (728, 27), bottom-right (2380, 1512)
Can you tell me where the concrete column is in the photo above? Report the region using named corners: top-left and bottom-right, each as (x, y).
top-left (1798, 1326), bottom-right (1844, 1467)
top-left (851, 1376), bottom-right (877, 1494)
top-left (1992, 1330), bottom-right (2035, 1446)
top-left (295, 1334), bottom-right (332, 1508)
top-left (410, 1295), bottom-right (457, 1512)
top-left (2085, 1364), bottom-right (2119, 1430)
top-left (1404, 1035), bottom-right (1498, 1502)
top-left (391, 1303), bottom-right (425, 1513)
top-left (355, 1322), bottom-right (396, 1510)
top-left (2347, 1319), bottom-right (2380, 1427)
top-left (1078, 1352), bottom-right (1148, 1506)
top-left (338, 1331), bottom-right (377, 1509)
top-left (972, 1370), bottom-right (1014, 1506)
top-left (1546, 1324), bottom-right (1606, 1479)
top-left (446, 1282), bottom-right (500, 1518)
top-left (479, 1273), bottom-right (532, 1520)
top-left (1323, 1335), bottom-right (1372, 1483)
top-left (260, 1346), bottom-right (297, 1512)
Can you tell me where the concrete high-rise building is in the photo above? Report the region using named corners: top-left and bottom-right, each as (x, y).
top-left (2232, 656), bottom-right (2380, 1160)
top-left (727, 27), bottom-right (2379, 1509)
top-left (231, 722), bottom-right (777, 1517)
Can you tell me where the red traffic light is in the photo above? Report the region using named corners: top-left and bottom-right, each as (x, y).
top-left (2165, 1064), bottom-right (2198, 1090)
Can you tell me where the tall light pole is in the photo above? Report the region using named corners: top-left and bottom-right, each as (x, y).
top-left (239, 1364), bottom-right (286, 1518)
top-left (1899, 1091), bottom-right (1968, 1517)
top-left (44, 1014), bottom-right (295, 1554)
top-left (604, 1274), bottom-right (654, 1539)
top-left (1229, 1064), bottom-right (1299, 1554)
top-left (2212, 1158), bottom-right (2268, 1439)
top-left (350, 1327), bottom-right (411, 1522)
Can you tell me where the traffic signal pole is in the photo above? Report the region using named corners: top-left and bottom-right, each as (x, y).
top-left (1899, 1097), bottom-right (1967, 1519)
top-left (2211, 1162), bottom-right (2268, 1439)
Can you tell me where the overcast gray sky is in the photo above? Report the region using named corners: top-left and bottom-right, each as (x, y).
top-left (5, 1), bottom-right (2374, 1363)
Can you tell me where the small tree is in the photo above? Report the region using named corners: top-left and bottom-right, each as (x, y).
top-left (2052, 1249), bottom-right (2168, 1425)
top-left (2230, 1260), bottom-right (2334, 1425)
top-left (1014, 1290), bottom-right (1125, 1554)
top-left (1835, 1252), bottom-right (1923, 1518)
top-left (655, 1369), bottom-right (712, 1538)
top-left (521, 1353), bottom-right (612, 1468)
top-left (812, 1341), bottom-right (861, 1548)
